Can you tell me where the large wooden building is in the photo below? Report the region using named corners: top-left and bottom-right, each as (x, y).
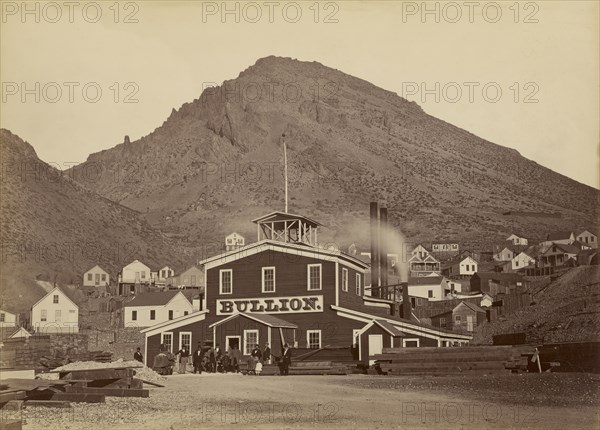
top-left (141, 211), bottom-right (471, 365)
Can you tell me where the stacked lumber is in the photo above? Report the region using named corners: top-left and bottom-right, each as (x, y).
top-left (54, 366), bottom-right (149, 397)
top-left (374, 345), bottom-right (535, 376)
top-left (39, 351), bottom-right (113, 368)
top-left (258, 361), bottom-right (348, 376)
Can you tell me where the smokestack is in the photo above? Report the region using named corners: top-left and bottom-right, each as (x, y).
top-left (380, 207), bottom-right (388, 295)
top-left (401, 281), bottom-right (411, 320)
top-left (370, 202), bottom-right (379, 297)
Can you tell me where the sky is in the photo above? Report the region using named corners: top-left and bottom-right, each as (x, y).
top-left (1, 1), bottom-right (598, 188)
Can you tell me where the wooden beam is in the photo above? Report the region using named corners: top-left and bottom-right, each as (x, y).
top-left (65, 386), bottom-right (149, 398)
top-left (51, 392), bottom-right (105, 403)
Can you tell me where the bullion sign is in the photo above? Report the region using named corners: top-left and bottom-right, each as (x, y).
top-left (217, 295), bottom-right (324, 315)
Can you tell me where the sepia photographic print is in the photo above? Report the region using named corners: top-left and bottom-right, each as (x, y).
top-left (1, 1), bottom-right (599, 429)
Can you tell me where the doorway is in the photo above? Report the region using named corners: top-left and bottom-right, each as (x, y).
top-left (226, 336), bottom-right (241, 354)
top-left (368, 334), bottom-right (383, 365)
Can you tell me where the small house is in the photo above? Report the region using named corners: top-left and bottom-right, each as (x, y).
top-left (31, 287), bottom-right (79, 334)
top-left (82, 265), bottom-right (110, 287)
top-left (506, 233), bottom-right (528, 246)
top-left (124, 291), bottom-right (194, 328)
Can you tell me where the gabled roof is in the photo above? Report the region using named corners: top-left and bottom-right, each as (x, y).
top-left (546, 231), bottom-right (573, 241)
top-left (544, 243), bottom-right (581, 255)
top-left (456, 301), bottom-right (486, 313)
top-left (408, 276), bottom-right (443, 286)
top-left (31, 287), bottom-right (79, 310)
top-left (507, 233), bottom-right (527, 239)
top-left (442, 255), bottom-right (477, 268)
top-left (141, 310), bottom-right (210, 336)
top-left (358, 319), bottom-right (407, 337)
top-left (125, 291), bottom-right (185, 307)
top-left (209, 312), bottom-right (298, 329)
top-left (199, 239), bottom-right (368, 271)
top-left (576, 230), bottom-right (598, 237)
top-left (84, 264), bottom-right (109, 274)
top-left (251, 211), bottom-right (322, 227)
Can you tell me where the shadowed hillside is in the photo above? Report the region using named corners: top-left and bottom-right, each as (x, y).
top-left (67, 56), bottom-right (599, 248)
top-left (0, 129), bottom-right (190, 312)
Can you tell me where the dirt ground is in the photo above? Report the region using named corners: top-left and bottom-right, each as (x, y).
top-left (19, 373), bottom-right (600, 430)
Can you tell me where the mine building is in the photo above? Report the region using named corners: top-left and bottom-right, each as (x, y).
top-left (141, 205), bottom-right (471, 365)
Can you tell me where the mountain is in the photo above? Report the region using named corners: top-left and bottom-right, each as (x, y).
top-left (59, 56), bottom-right (600, 249)
top-left (0, 129), bottom-right (190, 312)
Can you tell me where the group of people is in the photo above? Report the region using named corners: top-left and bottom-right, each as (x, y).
top-left (150, 342), bottom-right (293, 376)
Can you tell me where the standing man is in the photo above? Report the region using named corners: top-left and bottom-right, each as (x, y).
top-left (280, 343), bottom-right (292, 376)
top-left (262, 343), bottom-right (271, 365)
top-left (207, 344), bottom-right (216, 373)
top-left (192, 342), bottom-right (204, 374)
top-left (177, 345), bottom-right (190, 374)
top-left (134, 347), bottom-right (143, 363)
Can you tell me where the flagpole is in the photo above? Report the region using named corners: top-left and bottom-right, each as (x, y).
top-left (283, 133), bottom-right (288, 213)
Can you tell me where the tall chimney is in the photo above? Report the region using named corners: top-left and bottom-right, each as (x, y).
top-left (401, 281), bottom-right (411, 320)
top-left (370, 202), bottom-right (379, 297)
top-left (380, 207), bottom-right (388, 296)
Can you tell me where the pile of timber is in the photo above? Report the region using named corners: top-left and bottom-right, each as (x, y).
top-left (259, 361), bottom-right (348, 376)
top-left (0, 364), bottom-right (158, 411)
top-left (39, 351), bottom-right (113, 368)
top-left (374, 345), bottom-right (535, 376)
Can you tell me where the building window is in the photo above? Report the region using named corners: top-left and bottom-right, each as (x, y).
top-left (0, 313), bottom-right (4, 322)
top-left (455, 315), bottom-right (461, 323)
top-left (180, 332), bottom-right (192, 351)
top-left (150, 310), bottom-right (156, 320)
top-left (262, 267), bottom-right (276, 293)
top-left (243, 329), bottom-right (259, 355)
top-left (515, 261), bottom-right (519, 267)
top-left (53, 295), bottom-right (59, 304)
top-left (184, 311), bottom-right (188, 316)
top-left (141, 272), bottom-right (146, 279)
top-left (307, 330), bottom-right (322, 349)
top-left (403, 339), bottom-right (419, 347)
top-left (416, 298), bottom-right (423, 306)
top-left (168, 310), bottom-right (173, 320)
top-left (41, 309), bottom-right (47, 322)
top-left (440, 317), bottom-right (446, 328)
top-left (101, 274), bottom-right (106, 281)
top-left (161, 332), bottom-right (173, 353)
top-left (55, 310), bottom-right (61, 322)
top-left (220, 269), bottom-right (233, 294)
top-left (191, 276), bottom-right (196, 286)
top-left (428, 290), bottom-right (433, 298)
top-left (307, 264), bottom-right (322, 291)
top-left (87, 273), bottom-right (92, 281)
top-left (132, 310), bottom-right (137, 321)
top-left (355, 274), bottom-right (361, 295)
top-left (341, 268), bottom-right (348, 292)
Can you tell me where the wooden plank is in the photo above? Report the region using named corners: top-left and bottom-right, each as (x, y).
top-left (137, 378), bottom-right (165, 388)
top-left (24, 400), bottom-right (72, 408)
top-left (64, 386), bottom-right (149, 398)
top-left (0, 391), bottom-right (26, 402)
top-left (51, 392), bottom-right (105, 403)
top-left (59, 368), bottom-right (134, 381)
top-left (48, 365), bottom-right (142, 373)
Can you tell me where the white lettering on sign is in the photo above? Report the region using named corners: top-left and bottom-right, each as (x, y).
top-left (432, 243), bottom-right (459, 252)
top-left (216, 295), bottom-right (323, 315)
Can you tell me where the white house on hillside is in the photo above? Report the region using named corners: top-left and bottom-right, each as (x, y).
top-left (83, 265), bottom-right (110, 287)
top-left (442, 256), bottom-right (478, 278)
top-left (225, 232), bottom-right (245, 251)
top-left (156, 266), bottom-right (175, 286)
top-left (511, 252), bottom-right (536, 270)
top-left (576, 230), bottom-right (598, 249)
top-left (123, 291), bottom-right (193, 327)
top-left (506, 233), bottom-right (528, 246)
top-left (31, 287), bottom-right (79, 334)
top-left (0, 309), bottom-right (17, 327)
top-left (119, 260), bottom-right (153, 295)
top-left (540, 232), bottom-right (575, 247)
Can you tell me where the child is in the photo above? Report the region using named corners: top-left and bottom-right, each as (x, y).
top-left (255, 360), bottom-right (263, 375)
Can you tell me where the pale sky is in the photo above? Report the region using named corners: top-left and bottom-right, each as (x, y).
top-left (2, 1), bottom-right (598, 188)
